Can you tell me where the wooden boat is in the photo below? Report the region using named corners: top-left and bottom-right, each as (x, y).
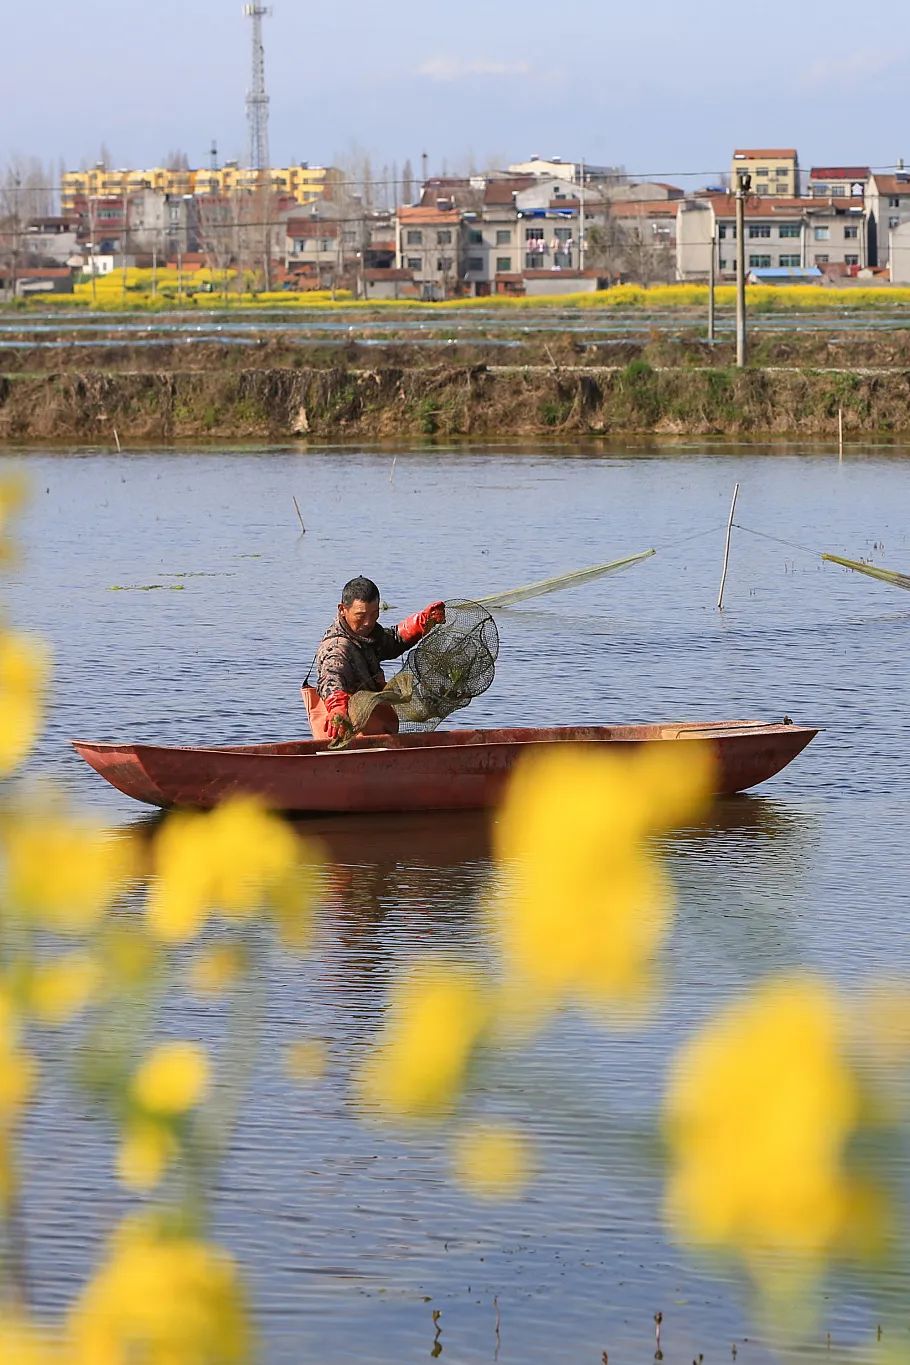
top-left (71, 719), bottom-right (817, 814)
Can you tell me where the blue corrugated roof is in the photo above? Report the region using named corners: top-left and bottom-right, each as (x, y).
top-left (748, 266), bottom-right (823, 279)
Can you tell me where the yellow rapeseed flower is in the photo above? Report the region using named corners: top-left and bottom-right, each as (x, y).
top-left (491, 744), bottom-right (711, 1010)
top-left (117, 1118), bottom-right (176, 1193)
top-left (146, 797), bottom-right (317, 944)
top-left (0, 632), bottom-right (49, 777)
top-left (131, 1041), bottom-right (210, 1116)
top-left (664, 975), bottom-right (884, 1267)
top-left (0, 1038), bottom-right (37, 1122)
top-left (453, 1123), bottom-right (531, 1198)
top-left (68, 1218), bottom-right (250, 1364)
top-left (26, 953), bottom-right (100, 1024)
top-left (358, 960), bottom-right (489, 1119)
top-left (3, 810), bottom-right (137, 931)
top-left (0, 1314), bottom-right (60, 1364)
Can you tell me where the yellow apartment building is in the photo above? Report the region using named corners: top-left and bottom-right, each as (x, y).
top-left (61, 164), bottom-right (342, 212)
top-left (730, 149), bottom-right (800, 197)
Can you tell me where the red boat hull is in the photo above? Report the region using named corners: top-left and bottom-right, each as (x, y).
top-left (71, 720), bottom-right (817, 813)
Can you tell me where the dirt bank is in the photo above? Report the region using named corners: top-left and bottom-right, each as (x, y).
top-left (3, 359), bottom-right (910, 443)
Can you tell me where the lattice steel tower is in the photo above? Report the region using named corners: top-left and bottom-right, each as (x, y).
top-left (243, 3), bottom-right (271, 171)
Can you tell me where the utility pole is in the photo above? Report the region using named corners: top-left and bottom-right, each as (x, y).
top-left (578, 157), bottom-right (586, 271)
top-left (735, 171), bottom-right (750, 367)
top-left (708, 231), bottom-right (716, 340)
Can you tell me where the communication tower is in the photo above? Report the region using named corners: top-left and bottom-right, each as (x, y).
top-left (243, 4), bottom-right (272, 171)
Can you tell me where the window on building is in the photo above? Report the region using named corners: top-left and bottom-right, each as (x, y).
top-left (718, 224), bottom-right (735, 239)
top-left (554, 251), bottom-right (572, 267)
top-left (775, 167), bottom-right (788, 177)
top-left (525, 227), bottom-right (545, 241)
top-left (496, 256), bottom-right (511, 272)
top-left (889, 216), bottom-right (900, 228)
top-left (406, 229), bottom-right (423, 245)
top-left (844, 225), bottom-right (858, 239)
top-left (495, 229), bottom-right (511, 245)
top-left (525, 252), bottom-right (544, 268)
top-left (889, 197), bottom-right (901, 207)
top-left (554, 226), bottom-right (572, 242)
top-left (749, 254), bottom-right (772, 268)
top-left (813, 227), bottom-right (830, 240)
top-left (467, 256), bottom-right (483, 272)
top-left (406, 257), bottom-right (421, 270)
top-left (468, 229), bottom-right (482, 244)
top-left (779, 224), bottom-right (801, 237)
top-left (774, 181), bottom-right (788, 192)
top-left (437, 257), bottom-right (452, 272)
top-left (756, 167), bottom-right (768, 176)
top-left (832, 185), bottom-right (846, 196)
top-left (320, 240), bottom-right (331, 252)
top-left (757, 183), bottom-right (769, 194)
top-left (719, 258), bottom-right (728, 271)
top-left (749, 225), bottom-right (771, 238)
top-left (779, 254), bottom-right (801, 267)
top-left (845, 254), bottom-right (859, 265)
top-left (437, 229), bottom-right (452, 245)
top-left (815, 254), bottom-right (829, 263)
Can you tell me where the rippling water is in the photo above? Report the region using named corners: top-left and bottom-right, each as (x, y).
top-left (4, 441), bottom-right (910, 1362)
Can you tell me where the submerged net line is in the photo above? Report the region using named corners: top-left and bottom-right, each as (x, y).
top-left (330, 600), bottom-right (499, 749)
top-left (476, 549), bottom-right (655, 609)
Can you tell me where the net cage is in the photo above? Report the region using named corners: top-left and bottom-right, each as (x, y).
top-left (338, 600), bottom-right (499, 744)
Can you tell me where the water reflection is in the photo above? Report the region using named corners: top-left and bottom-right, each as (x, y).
top-left (8, 444), bottom-right (910, 1364)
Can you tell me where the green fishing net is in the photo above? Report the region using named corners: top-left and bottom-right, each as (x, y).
top-left (332, 600), bottom-right (499, 747)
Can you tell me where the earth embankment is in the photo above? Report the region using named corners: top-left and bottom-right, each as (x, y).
top-left (3, 335), bottom-right (910, 441)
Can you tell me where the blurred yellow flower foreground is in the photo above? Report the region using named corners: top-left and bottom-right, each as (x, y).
top-left (664, 974), bottom-right (886, 1275)
top-left (358, 741), bottom-right (713, 1204)
top-left (491, 742), bottom-right (713, 1012)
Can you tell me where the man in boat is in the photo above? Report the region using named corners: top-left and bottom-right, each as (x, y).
top-left (303, 575), bottom-right (445, 742)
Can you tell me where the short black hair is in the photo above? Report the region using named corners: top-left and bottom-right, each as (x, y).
top-left (341, 575), bottom-right (380, 607)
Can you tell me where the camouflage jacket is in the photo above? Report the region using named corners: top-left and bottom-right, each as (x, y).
top-left (314, 612), bottom-right (410, 699)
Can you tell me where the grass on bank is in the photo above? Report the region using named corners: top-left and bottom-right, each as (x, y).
top-left (5, 270), bottom-right (910, 313)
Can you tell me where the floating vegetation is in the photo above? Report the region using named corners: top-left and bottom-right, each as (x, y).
top-left (109, 583), bottom-right (186, 592)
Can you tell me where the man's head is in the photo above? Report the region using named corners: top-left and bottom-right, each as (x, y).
top-left (339, 575), bottom-right (381, 637)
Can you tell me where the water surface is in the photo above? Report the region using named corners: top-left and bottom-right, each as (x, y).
top-left (4, 441), bottom-right (910, 1363)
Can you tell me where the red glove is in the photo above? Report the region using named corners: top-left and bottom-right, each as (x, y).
top-left (324, 690), bottom-right (353, 740)
top-left (397, 601), bottom-right (446, 645)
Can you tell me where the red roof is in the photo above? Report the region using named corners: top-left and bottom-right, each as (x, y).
top-left (483, 177), bottom-right (535, 205)
top-left (610, 199), bottom-right (678, 219)
top-left (286, 219), bottom-right (339, 238)
top-left (16, 267), bottom-right (72, 278)
top-left (398, 205), bottom-right (461, 225)
top-left (871, 174), bottom-right (910, 195)
top-left (733, 148), bottom-right (797, 159)
top-left (696, 193), bottom-right (863, 218)
top-left (810, 166), bottom-right (870, 180)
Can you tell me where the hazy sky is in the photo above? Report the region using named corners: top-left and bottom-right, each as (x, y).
top-left (6, 0), bottom-right (908, 186)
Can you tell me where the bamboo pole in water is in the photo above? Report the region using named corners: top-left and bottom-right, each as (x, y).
top-left (716, 482), bottom-right (740, 610)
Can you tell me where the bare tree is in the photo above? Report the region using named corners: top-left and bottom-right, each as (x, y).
top-left (0, 158), bottom-right (57, 297)
top-left (401, 159), bottom-right (414, 206)
top-left (163, 149), bottom-right (191, 171)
